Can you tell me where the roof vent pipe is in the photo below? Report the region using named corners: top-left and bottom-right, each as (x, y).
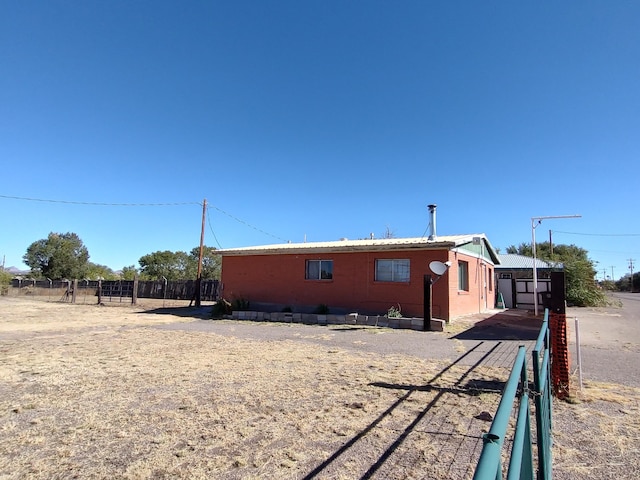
top-left (427, 204), bottom-right (437, 241)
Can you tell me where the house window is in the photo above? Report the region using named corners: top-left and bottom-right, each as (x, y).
top-left (306, 260), bottom-right (333, 280)
top-left (375, 259), bottom-right (410, 282)
top-left (458, 261), bottom-right (469, 291)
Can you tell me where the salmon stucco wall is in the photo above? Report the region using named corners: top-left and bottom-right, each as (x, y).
top-left (222, 246), bottom-right (495, 320)
top-left (221, 248), bottom-right (495, 320)
top-left (446, 250), bottom-right (495, 319)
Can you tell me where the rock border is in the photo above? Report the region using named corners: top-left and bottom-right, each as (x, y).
top-left (226, 311), bottom-right (445, 332)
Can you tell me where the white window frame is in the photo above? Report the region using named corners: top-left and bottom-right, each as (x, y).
top-left (458, 260), bottom-right (469, 291)
top-left (375, 259), bottom-right (410, 283)
top-left (305, 259), bottom-right (333, 280)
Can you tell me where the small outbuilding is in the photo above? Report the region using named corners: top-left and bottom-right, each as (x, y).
top-left (219, 234), bottom-right (500, 322)
top-left (495, 254), bottom-right (562, 309)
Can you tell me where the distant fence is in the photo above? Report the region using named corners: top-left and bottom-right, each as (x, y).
top-left (4, 278), bottom-right (220, 304)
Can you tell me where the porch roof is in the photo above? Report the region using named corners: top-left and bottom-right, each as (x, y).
top-left (496, 254), bottom-right (563, 270)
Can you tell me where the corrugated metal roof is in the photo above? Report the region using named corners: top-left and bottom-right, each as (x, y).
top-left (220, 234), bottom-right (500, 263)
top-left (497, 254), bottom-right (562, 269)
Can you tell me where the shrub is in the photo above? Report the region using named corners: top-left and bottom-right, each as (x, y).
top-left (231, 297), bottom-right (250, 311)
top-left (211, 299), bottom-right (232, 317)
top-left (387, 304), bottom-right (402, 318)
top-left (0, 270), bottom-right (11, 296)
top-left (314, 304), bottom-right (330, 314)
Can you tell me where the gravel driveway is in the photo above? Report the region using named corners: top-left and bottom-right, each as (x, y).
top-left (566, 292), bottom-right (640, 387)
top-left (156, 293), bottom-right (640, 389)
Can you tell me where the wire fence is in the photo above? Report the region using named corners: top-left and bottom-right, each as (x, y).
top-left (2, 278), bottom-right (220, 305)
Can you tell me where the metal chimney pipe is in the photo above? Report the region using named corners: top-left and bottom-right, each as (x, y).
top-left (428, 204), bottom-right (437, 240)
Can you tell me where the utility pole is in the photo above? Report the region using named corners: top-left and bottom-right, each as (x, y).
top-left (531, 214), bottom-right (581, 316)
top-left (629, 259), bottom-right (635, 293)
top-left (195, 199), bottom-right (207, 307)
top-left (611, 266), bottom-right (615, 282)
top-left (549, 230), bottom-right (553, 256)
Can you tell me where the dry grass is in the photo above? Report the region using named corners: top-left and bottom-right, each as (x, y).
top-left (0, 298), bottom-right (506, 479)
top-left (553, 379), bottom-right (640, 479)
top-left (4, 297), bottom-right (635, 479)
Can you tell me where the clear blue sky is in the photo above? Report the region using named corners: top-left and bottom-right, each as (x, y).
top-left (1, 1), bottom-right (638, 281)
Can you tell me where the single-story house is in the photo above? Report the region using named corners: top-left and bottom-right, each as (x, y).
top-left (495, 254), bottom-right (563, 309)
top-left (219, 234), bottom-right (500, 322)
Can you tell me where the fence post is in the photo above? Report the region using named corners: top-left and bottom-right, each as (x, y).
top-left (97, 279), bottom-right (102, 304)
top-left (162, 276), bottom-right (167, 308)
top-left (423, 274), bottom-right (432, 331)
top-left (72, 279), bottom-right (78, 304)
top-left (574, 317), bottom-right (583, 391)
top-left (132, 276), bottom-right (138, 305)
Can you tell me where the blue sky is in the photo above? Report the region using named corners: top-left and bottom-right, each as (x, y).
top-left (1, 1), bottom-right (638, 280)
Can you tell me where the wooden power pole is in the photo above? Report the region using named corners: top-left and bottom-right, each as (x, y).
top-left (195, 199), bottom-right (207, 307)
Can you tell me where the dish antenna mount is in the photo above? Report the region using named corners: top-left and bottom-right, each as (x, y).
top-left (428, 260), bottom-right (451, 284)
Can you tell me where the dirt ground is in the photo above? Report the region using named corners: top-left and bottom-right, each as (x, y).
top-left (1, 297), bottom-right (638, 479)
top-left (0, 297), bottom-right (510, 479)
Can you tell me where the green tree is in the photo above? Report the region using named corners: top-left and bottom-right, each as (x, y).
top-left (23, 232), bottom-right (90, 280)
top-left (187, 246), bottom-right (221, 279)
top-left (138, 247), bottom-right (221, 281)
top-left (0, 269), bottom-right (12, 295)
top-left (505, 241), bottom-right (606, 307)
top-left (86, 263), bottom-right (118, 280)
top-left (138, 250), bottom-right (190, 280)
top-left (616, 272), bottom-right (640, 292)
top-left (120, 265), bottom-right (139, 280)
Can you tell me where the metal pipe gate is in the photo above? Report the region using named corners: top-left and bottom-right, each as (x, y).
top-left (473, 310), bottom-right (553, 480)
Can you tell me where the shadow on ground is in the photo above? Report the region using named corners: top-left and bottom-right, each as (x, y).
top-left (303, 342), bottom-right (505, 479)
top-left (452, 309), bottom-right (543, 341)
top-left (139, 306), bottom-right (213, 319)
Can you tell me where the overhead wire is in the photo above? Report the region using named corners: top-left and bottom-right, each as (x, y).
top-left (205, 205), bottom-right (223, 249)
top-left (552, 230), bottom-right (640, 257)
top-left (554, 230), bottom-right (640, 237)
top-left (0, 194), bottom-right (198, 207)
top-left (207, 204), bottom-right (287, 243)
top-left (0, 193), bottom-right (287, 244)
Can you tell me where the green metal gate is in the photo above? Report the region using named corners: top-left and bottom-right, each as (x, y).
top-left (473, 310), bottom-right (553, 480)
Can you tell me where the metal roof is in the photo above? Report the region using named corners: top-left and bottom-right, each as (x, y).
top-left (220, 234), bottom-right (500, 263)
top-left (496, 254), bottom-right (562, 269)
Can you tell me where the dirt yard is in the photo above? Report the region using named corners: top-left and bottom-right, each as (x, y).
top-left (1, 297), bottom-right (638, 479)
top-left (0, 297), bottom-right (510, 479)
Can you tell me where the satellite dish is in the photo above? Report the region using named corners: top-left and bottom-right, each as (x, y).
top-left (429, 261), bottom-right (448, 276)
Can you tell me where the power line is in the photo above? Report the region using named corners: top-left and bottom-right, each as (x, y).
top-left (0, 194), bottom-right (199, 207)
top-left (205, 206), bottom-right (223, 249)
top-left (588, 248), bottom-right (640, 255)
top-left (1, 193), bottom-right (287, 243)
top-left (554, 230), bottom-right (640, 237)
top-left (207, 204), bottom-right (287, 242)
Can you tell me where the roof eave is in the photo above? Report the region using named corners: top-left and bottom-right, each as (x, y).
top-left (220, 241), bottom-right (457, 256)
